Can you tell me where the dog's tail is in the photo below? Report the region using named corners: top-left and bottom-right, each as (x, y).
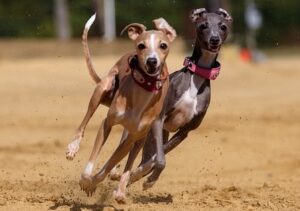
top-left (82, 14), bottom-right (101, 84)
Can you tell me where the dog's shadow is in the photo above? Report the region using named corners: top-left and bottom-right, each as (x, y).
top-left (49, 194), bottom-right (172, 211)
top-left (49, 183), bottom-right (123, 211)
top-left (132, 193), bottom-right (173, 204)
top-left (49, 180), bottom-right (172, 210)
top-left (49, 196), bottom-right (122, 211)
top-left (49, 194), bottom-right (122, 211)
top-left (50, 202), bottom-right (121, 211)
top-left (50, 194), bottom-right (172, 211)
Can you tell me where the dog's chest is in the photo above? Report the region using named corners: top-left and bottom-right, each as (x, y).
top-left (112, 89), bottom-right (157, 133)
top-left (164, 75), bottom-right (199, 131)
top-left (177, 80), bottom-right (198, 113)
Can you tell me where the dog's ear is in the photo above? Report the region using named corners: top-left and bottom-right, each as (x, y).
top-left (190, 8), bottom-right (207, 23)
top-left (121, 23), bottom-right (146, 40)
top-left (153, 18), bottom-right (177, 42)
top-left (216, 8), bottom-right (233, 23)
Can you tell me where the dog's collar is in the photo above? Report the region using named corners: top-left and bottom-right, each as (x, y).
top-left (183, 57), bottom-right (221, 80)
top-left (129, 55), bottom-right (168, 93)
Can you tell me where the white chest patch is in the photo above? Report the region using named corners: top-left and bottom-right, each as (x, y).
top-left (174, 75), bottom-right (198, 119)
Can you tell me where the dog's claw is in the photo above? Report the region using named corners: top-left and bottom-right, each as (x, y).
top-left (143, 180), bottom-right (155, 190)
top-left (108, 165), bottom-right (121, 181)
top-left (66, 138), bottom-right (81, 160)
top-left (66, 152), bottom-right (75, 160)
top-left (108, 174), bottom-right (121, 181)
top-left (79, 174), bottom-right (96, 196)
top-left (113, 190), bottom-right (127, 204)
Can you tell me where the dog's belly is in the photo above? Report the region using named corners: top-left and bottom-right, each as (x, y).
top-left (164, 99), bottom-right (197, 132)
top-left (123, 111), bottom-right (155, 133)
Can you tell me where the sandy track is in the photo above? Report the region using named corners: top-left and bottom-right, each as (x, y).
top-left (0, 45), bottom-right (299, 210)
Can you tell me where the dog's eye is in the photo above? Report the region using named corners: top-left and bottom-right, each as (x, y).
top-left (199, 22), bottom-right (208, 30)
top-left (220, 24), bottom-right (227, 31)
top-left (137, 43), bottom-right (146, 50)
top-left (160, 43), bottom-right (168, 50)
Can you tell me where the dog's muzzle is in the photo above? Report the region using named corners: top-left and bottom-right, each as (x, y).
top-left (208, 36), bottom-right (221, 52)
top-left (146, 57), bottom-right (159, 75)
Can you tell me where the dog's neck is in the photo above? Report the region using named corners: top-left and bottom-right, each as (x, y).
top-left (197, 49), bottom-right (218, 68)
top-left (189, 40), bottom-right (219, 88)
top-left (191, 40), bottom-right (218, 68)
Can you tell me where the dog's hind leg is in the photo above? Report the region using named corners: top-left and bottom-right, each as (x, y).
top-left (108, 130), bottom-right (129, 181)
top-left (128, 128), bottom-right (169, 186)
top-left (124, 129), bottom-right (158, 185)
top-left (66, 76), bottom-right (115, 160)
top-left (124, 138), bottom-right (146, 172)
top-left (142, 121), bottom-right (169, 190)
top-left (112, 138), bottom-right (145, 202)
top-left (130, 113), bottom-right (206, 186)
top-left (140, 130), bottom-right (158, 165)
top-left (129, 128), bottom-right (186, 187)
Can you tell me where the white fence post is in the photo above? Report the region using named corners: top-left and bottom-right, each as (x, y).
top-left (103, 0), bottom-right (116, 42)
top-left (54, 0), bottom-right (71, 41)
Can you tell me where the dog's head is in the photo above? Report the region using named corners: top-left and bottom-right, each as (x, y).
top-left (190, 8), bottom-right (232, 53)
top-left (121, 18), bottom-right (176, 76)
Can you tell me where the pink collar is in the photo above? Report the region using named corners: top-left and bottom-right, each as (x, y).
top-left (183, 57), bottom-right (221, 80)
top-left (130, 56), bottom-right (168, 93)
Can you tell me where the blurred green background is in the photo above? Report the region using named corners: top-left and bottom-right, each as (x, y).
top-left (0, 0), bottom-right (299, 47)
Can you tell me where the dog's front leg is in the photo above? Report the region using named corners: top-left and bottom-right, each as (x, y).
top-left (66, 76), bottom-right (115, 160)
top-left (79, 118), bottom-right (112, 196)
top-left (142, 119), bottom-right (165, 190)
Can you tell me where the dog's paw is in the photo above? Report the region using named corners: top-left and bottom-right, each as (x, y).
top-left (108, 165), bottom-right (121, 181)
top-left (113, 189), bottom-right (127, 204)
top-left (79, 174), bottom-right (96, 196)
top-left (142, 180), bottom-right (155, 190)
top-left (66, 138), bottom-right (81, 160)
top-left (108, 172), bottom-right (121, 181)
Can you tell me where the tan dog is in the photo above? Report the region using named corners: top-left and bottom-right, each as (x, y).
top-left (65, 14), bottom-right (176, 202)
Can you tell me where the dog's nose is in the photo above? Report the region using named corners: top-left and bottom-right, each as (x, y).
top-left (146, 58), bottom-right (158, 68)
top-left (209, 36), bottom-right (220, 45)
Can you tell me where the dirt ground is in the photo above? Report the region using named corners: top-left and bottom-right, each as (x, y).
top-left (0, 40), bottom-right (299, 211)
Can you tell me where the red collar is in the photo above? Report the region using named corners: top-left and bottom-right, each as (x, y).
top-left (129, 56), bottom-right (168, 93)
top-left (183, 57), bottom-right (221, 80)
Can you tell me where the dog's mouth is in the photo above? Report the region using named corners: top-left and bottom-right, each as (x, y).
top-left (145, 57), bottom-right (161, 76)
top-left (208, 44), bottom-right (221, 53)
top-left (145, 66), bottom-right (160, 75)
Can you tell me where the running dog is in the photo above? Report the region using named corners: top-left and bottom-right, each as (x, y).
top-left (65, 14), bottom-right (176, 201)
